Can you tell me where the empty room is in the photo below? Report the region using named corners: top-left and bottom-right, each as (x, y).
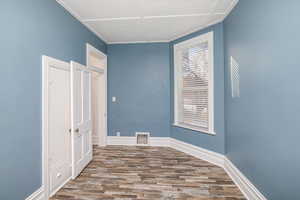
top-left (1, 0), bottom-right (299, 200)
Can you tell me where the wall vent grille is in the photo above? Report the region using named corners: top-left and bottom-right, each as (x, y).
top-left (230, 56), bottom-right (240, 98)
top-left (136, 132), bottom-right (150, 145)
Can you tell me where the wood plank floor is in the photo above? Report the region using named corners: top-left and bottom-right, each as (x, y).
top-left (50, 146), bottom-right (246, 200)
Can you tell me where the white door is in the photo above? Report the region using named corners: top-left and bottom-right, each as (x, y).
top-left (71, 61), bottom-right (93, 178)
top-left (47, 57), bottom-right (72, 196)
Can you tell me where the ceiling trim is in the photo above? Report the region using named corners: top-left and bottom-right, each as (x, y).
top-left (107, 40), bottom-right (170, 45)
top-left (57, 0), bottom-right (239, 44)
top-left (169, 18), bottom-right (223, 42)
top-left (166, 0), bottom-right (225, 43)
top-left (56, 0), bottom-right (109, 43)
top-left (83, 17), bottom-right (141, 22)
top-left (83, 13), bottom-right (225, 22)
top-left (224, 0), bottom-right (239, 17)
top-left (169, 0), bottom-right (239, 42)
top-left (144, 13), bottom-right (213, 19)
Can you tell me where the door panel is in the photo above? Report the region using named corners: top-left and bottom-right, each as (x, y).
top-left (48, 60), bottom-right (71, 196)
top-left (71, 61), bottom-right (93, 179)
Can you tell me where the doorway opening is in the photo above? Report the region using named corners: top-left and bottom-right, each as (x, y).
top-left (86, 43), bottom-right (107, 147)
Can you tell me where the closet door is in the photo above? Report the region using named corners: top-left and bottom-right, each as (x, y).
top-left (47, 57), bottom-right (72, 196)
top-left (70, 61), bottom-right (93, 178)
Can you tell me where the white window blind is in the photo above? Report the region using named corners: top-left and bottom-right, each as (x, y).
top-left (174, 32), bottom-right (214, 134)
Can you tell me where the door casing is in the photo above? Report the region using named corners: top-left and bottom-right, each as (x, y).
top-left (86, 43), bottom-right (108, 147)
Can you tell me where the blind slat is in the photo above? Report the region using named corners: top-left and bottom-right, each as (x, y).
top-left (176, 40), bottom-right (211, 131)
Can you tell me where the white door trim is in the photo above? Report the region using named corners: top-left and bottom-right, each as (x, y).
top-left (86, 43), bottom-right (108, 147)
top-left (42, 56), bottom-right (71, 199)
top-left (87, 65), bottom-right (104, 74)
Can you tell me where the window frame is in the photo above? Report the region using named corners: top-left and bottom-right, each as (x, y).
top-left (173, 31), bottom-right (215, 135)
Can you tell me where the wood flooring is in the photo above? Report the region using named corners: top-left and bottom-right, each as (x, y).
top-left (50, 146), bottom-right (246, 200)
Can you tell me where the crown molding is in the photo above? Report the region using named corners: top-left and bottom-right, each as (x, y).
top-left (56, 0), bottom-right (239, 45)
top-left (83, 17), bottom-right (141, 22)
top-left (169, 18), bottom-right (223, 42)
top-left (56, 0), bottom-right (109, 44)
top-left (169, 0), bottom-right (239, 42)
top-left (224, 0), bottom-right (239, 17)
top-left (107, 40), bottom-right (170, 45)
top-left (83, 13), bottom-right (224, 22)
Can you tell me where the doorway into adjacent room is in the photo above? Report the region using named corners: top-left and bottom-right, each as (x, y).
top-left (86, 44), bottom-right (108, 147)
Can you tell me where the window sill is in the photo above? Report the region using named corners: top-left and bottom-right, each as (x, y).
top-left (172, 123), bottom-right (216, 136)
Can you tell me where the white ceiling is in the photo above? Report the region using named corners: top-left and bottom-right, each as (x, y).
top-left (57, 0), bottom-right (238, 44)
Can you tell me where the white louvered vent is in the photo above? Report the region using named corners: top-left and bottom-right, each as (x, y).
top-left (174, 32), bottom-right (214, 134)
top-left (136, 132), bottom-right (149, 145)
top-left (230, 56), bottom-right (240, 98)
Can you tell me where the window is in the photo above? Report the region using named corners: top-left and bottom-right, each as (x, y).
top-left (174, 32), bottom-right (214, 134)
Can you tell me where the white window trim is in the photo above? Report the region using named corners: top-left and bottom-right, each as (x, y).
top-left (173, 31), bottom-right (215, 135)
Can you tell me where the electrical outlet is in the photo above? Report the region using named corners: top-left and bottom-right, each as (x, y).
top-left (116, 132), bottom-right (120, 137)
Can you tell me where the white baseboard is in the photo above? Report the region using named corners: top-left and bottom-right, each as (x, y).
top-left (169, 138), bottom-right (267, 200)
top-left (149, 137), bottom-right (170, 147)
top-left (25, 186), bottom-right (45, 200)
top-left (169, 138), bottom-right (225, 168)
top-left (26, 137), bottom-right (264, 200)
top-left (106, 136), bottom-right (170, 146)
top-left (107, 136), bottom-right (224, 167)
top-left (50, 176), bottom-right (72, 198)
top-left (106, 136), bottom-right (266, 200)
top-left (224, 158), bottom-right (267, 200)
top-left (92, 136), bottom-right (98, 145)
top-left (107, 136), bottom-right (137, 145)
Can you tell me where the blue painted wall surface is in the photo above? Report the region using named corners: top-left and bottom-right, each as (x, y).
top-left (0, 1), bottom-right (106, 199)
top-left (107, 43), bottom-right (171, 137)
top-left (224, 1), bottom-right (300, 199)
top-left (170, 23), bottom-right (225, 154)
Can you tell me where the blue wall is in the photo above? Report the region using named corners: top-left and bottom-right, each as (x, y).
top-left (3, 0), bottom-right (298, 199)
top-left (170, 23), bottom-right (225, 154)
top-left (107, 43), bottom-right (171, 137)
top-left (0, 1), bottom-right (106, 199)
top-left (224, 1), bottom-right (300, 199)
